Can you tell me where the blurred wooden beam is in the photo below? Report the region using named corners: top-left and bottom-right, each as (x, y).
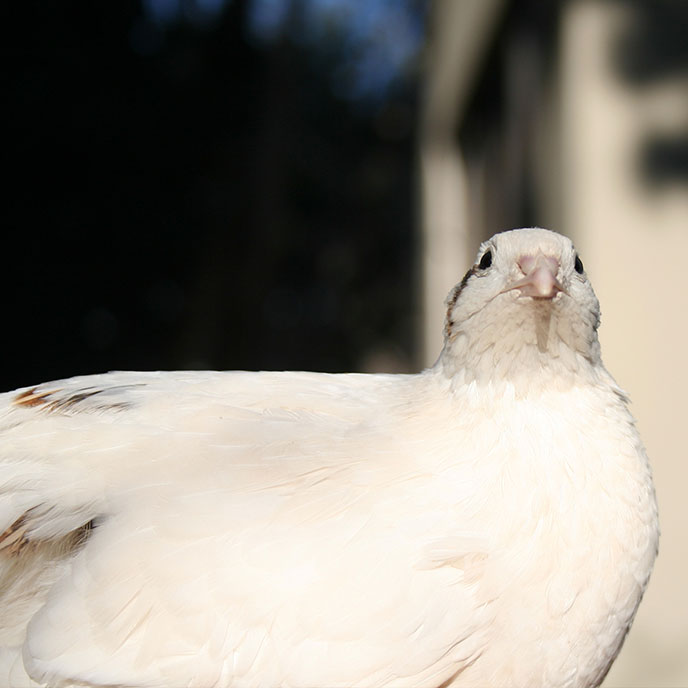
top-left (418, 0), bottom-right (506, 365)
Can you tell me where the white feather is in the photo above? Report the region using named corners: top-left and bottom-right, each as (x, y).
top-left (0, 229), bottom-right (658, 688)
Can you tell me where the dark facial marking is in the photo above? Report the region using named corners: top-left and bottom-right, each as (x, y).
top-left (444, 266), bottom-right (478, 338)
top-left (460, 265), bottom-right (477, 289)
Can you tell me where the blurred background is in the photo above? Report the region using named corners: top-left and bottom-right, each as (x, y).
top-left (5, 0), bottom-right (687, 684)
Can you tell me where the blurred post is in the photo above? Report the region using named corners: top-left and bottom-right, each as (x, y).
top-left (418, 0), bottom-right (505, 366)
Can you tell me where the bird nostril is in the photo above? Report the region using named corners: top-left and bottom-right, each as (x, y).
top-left (518, 253), bottom-right (559, 276)
top-left (518, 255), bottom-right (536, 274)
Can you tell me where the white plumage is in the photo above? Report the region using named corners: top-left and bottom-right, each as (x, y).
top-left (0, 228), bottom-right (658, 688)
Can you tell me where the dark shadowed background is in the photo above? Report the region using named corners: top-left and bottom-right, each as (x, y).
top-left (6, 0), bottom-right (425, 389)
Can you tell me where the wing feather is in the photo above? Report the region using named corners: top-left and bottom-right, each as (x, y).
top-left (1, 370), bottom-right (486, 687)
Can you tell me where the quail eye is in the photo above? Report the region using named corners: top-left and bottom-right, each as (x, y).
top-left (478, 250), bottom-right (493, 270)
top-left (574, 254), bottom-right (584, 274)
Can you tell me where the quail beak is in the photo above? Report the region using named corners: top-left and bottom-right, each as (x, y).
top-left (504, 252), bottom-right (565, 300)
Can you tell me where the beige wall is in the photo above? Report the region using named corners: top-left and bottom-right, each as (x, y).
top-left (560, 3), bottom-right (688, 686)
